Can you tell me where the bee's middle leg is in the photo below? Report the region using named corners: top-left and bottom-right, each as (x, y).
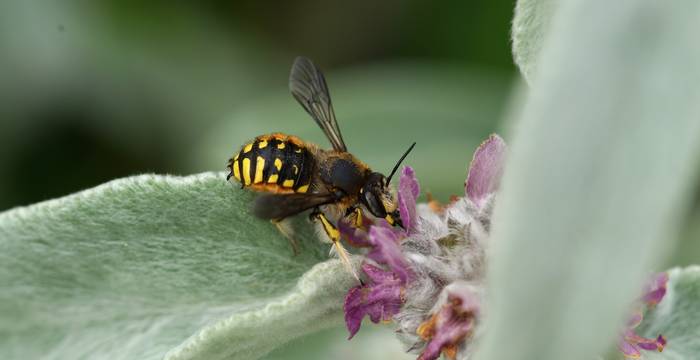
top-left (271, 218), bottom-right (299, 255)
top-left (310, 209), bottom-right (360, 283)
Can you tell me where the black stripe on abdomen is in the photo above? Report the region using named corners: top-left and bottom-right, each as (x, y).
top-left (230, 134), bottom-right (314, 193)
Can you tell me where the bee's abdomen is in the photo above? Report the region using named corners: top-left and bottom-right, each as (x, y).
top-left (227, 133), bottom-right (314, 194)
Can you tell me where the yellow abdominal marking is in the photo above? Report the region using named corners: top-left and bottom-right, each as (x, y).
top-left (274, 158), bottom-right (282, 171)
top-left (243, 143), bottom-right (253, 153)
top-left (232, 160), bottom-right (241, 181)
top-left (258, 140), bottom-right (268, 149)
top-left (385, 214), bottom-right (395, 225)
top-left (277, 142), bottom-right (286, 149)
top-left (254, 156), bottom-right (265, 183)
top-left (234, 154), bottom-right (239, 161)
top-left (295, 148), bottom-right (302, 153)
top-left (292, 165), bottom-right (299, 174)
top-left (282, 179), bottom-right (295, 188)
top-left (242, 158), bottom-right (251, 185)
top-left (268, 174), bottom-right (279, 183)
top-left (297, 184), bottom-right (309, 193)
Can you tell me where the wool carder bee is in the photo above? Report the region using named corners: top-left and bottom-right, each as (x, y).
top-left (227, 57), bottom-right (415, 280)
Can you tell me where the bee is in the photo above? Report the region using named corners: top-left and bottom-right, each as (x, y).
top-left (227, 57), bottom-right (415, 280)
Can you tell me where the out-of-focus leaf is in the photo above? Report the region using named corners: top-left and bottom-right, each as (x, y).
top-left (197, 62), bottom-right (513, 200)
top-left (0, 1), bottom-right (282, 211)
top-left (638, 267), bottom-right (700, 360)
top-left (0, 173), bottom-right (354, 359)
top-left (476, 1), bottom-right (700, 360)
top-left (511, 0), bottom-right (557, 82)
top-left (668, 209), bottom-right (700, 268)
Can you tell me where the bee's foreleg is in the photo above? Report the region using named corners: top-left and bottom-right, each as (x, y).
top-left (271, 218), bottom-right (299, 255)
top-left (344, 206), bottom-right (364, 229)
top-left (310, 209), bottom-right (360, 283)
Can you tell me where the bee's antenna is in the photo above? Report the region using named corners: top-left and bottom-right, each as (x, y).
top-left (386, 142), bottom-right (416, 185)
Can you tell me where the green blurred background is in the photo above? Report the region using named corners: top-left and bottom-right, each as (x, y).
top-left (1, 1), bottom-right (696, 358)
top-left (0, 0), bottom-right (516, 211)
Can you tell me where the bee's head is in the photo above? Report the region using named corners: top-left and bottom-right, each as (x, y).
top-left (360, 142), bottom-right (416, 228)
top-left (360, 172), bottom-right (401, 227)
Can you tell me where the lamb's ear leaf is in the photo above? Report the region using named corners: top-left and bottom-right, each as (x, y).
top-left (475, 1), bottom-right (700, 360)
top-left (166, 259), bottom-right (358, 360)
top-left (638, 267), bottom-right (700, 360)
top-left (0, 172), bottom-right (355, 359)
top-left (511, 0), bottom-right (558, 82)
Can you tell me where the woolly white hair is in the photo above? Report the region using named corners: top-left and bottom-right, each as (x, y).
top-left (393, 195), bottom-right (495, 359)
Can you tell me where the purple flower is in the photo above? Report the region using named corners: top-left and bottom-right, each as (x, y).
top-left (642, 272), bottom-right (668, 306)
top-left (342, 226), bottom-right (414, 338)
top-left (342, 136), bottom-right (506, 358)
top-left (338, 220), bottom-right (372, 248)
top-left (342, 170), bottom-right (418, 338)
top-left (465, 134), bottom-right (507, 208)
top-left (367, 226), bottom-right (413, 283)
top-left (344, 264), bottom-right (405, 339)
top-left (398, 166), bottom-right (420, 233)
top-left (618, 272), bottom-right (668, 359)
top-left (416, 285), bottom-right (480, 360)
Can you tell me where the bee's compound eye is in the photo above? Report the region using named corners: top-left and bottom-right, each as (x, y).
top-left (363, 190), bottom-right (387, 219)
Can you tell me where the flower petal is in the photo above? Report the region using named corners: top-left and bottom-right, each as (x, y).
top-left (418, 308), bottom-right (476, 360)
top-left (465, 134), bottom-right (507, 208)
top-left (338, 220), bottom-right (372, 247)
top-left (361, 262), bottom-right (399, 284)
top-left (343, 264), bottom-right (404, 339)
top-left (626, 308), bottom-right (644, 329)
top-left (642, 272), bottom-right (669, 306)
top-left (344, 286), bottom-right (368, 338)
top-left (636, 335), bottom-right (666, 352)
top-left (418, 284), bottom-right (481, 360)
top-left (367, 226), bottom-right (413, 283)
top-left (618, 339), bottom-right (641, 359)
top-left (398, 166), bottom-right (420, 233)
top-left (448, 285), bottom-right (481, 316)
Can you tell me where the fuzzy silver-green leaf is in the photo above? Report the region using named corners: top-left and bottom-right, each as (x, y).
top-left (511, 0), bottom-right (557, 82)
top-left (0, 172), bottom-right (353, 359)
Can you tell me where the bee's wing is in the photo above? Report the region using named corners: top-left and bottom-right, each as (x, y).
top-left (252, 192), bottom-right (336, 220)
top-left (289, 56), bottom-right (347, 152)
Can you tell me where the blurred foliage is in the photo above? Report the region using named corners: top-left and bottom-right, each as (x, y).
top-left (0, 0), bottom-right (516, 210)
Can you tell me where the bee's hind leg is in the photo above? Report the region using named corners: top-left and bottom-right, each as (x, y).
top-left (309, 209), bottom-right (361, 283)
top-left (271, 218), bottom-right (299, 255)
